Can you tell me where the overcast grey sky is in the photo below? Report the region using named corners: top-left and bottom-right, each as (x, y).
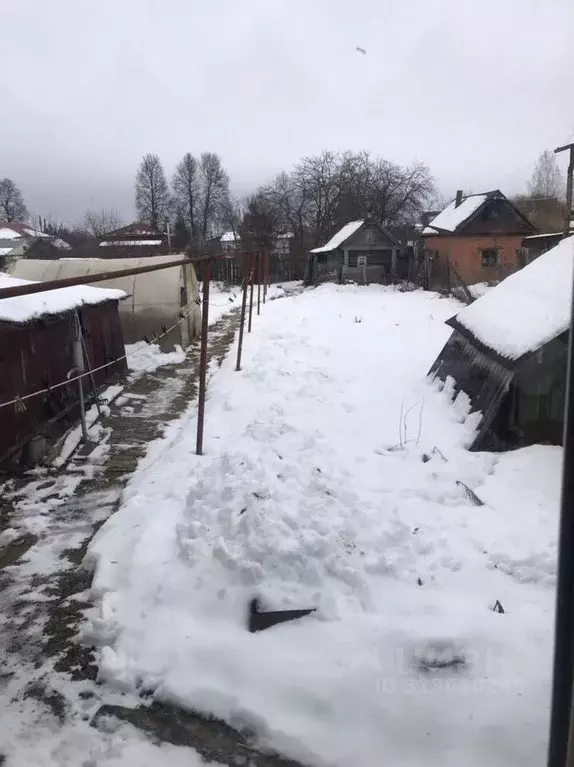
top-left (1, 0), bottom-right (573, 225)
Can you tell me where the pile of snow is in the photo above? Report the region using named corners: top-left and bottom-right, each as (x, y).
top-left (0, 273), bottom-right (126, 324)
top-left (426, 194), bottom-right (488, 233)
top-left (454, 235), bottom-right (574, 359)
top-left (86, 285), bottom-right (559, 767)
top-left (310, 220), bottom-right (364, 253)
top-left (126, 341), bottom-right (186, 374)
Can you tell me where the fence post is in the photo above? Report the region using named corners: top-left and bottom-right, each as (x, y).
top-left (263, 249), bottom-right (269, 303)
top-left (196, 259), bottom-right (211, 455)
top-left (257, 251), bottom-right (262, 315)
top-left (248, 253), bottom-right (255, 333)
top-left (236, 255), bottom-right (250, 371)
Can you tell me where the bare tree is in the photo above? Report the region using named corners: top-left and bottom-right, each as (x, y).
top-left (198, 152), bottom-right (231, 240)
top-left (527, 150), bottom-right (565, 199)
top-left (135, 154), bottom-right (170, 229)
top-left (0, 178), bottom-right (28, 222)
top-left (172, 153), bottom-right (199, 241)
top-left (83, 207), bottom-right (123, 237)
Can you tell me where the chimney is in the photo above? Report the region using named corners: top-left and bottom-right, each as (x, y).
top-left (455, 190), bottom-right (463, 208)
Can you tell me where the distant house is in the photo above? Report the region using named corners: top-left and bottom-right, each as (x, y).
top-left (0, 222), bottom-right (71, 261)
top-left (220, 231), bottom-right (241, 253)
top-left (272, 232), bottom-right (294, 258)
top-left (429, 235), bottom-right (573, 450)
top-left (0, 273), bottom-right (126, 465)
top-left (423, 190), bottom-right (536, 286)
top-left (308, 219), bottom-right (403, 284)
top-left (99, 223), bottom-right (165, 250)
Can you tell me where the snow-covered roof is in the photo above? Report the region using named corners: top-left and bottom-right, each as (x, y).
top-left (0, 247), bottom-right (14, 256)
top-left (0, 225), bottom-right (50, 240)
top-left (220, 231), bottom-right (240, 242)
top-left (425, 194), bottom-right (489, 234)
top-left (522, 232), bottom-right (562, 241)
top-left (276, 232), bottom-right (294, 240)
top-left (453, 235), bottom-right (574, 360)
top-left (0, 272), bottom-right (126, 325)
top-left (422, 226), bottom-right (439, 235)
top-left (99, 240), bottom-right (163, 247)
top-left (310, 220), bottom-right (364, 253)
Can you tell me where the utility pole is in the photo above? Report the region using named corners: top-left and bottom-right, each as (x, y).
top-left (554, 142), bottom-right (574, 239)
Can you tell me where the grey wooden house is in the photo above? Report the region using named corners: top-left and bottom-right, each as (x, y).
top-left (429, 235), bottom-right (573, 450)
top-left (308, 219), bottom-right (403, 284)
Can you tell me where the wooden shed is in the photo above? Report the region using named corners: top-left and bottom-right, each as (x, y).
top-left (0, 274), bottom-right (126, 465)
top-left (308, 219), bottom-right (402, 285)
top-left (429, 236), bottom-right (573, 450)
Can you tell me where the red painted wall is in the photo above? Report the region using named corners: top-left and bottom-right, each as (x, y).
top-left (424, 234), bottom-right (524, 284)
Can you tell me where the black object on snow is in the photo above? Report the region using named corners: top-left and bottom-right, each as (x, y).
top-left (493, 600), bottom-right (505, 614)
top-left (248, 598), bottom-right (316, 633)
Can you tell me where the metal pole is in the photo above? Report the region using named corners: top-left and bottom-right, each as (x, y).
top-left (73, 312), bottom-right (88, 442)
top-left (236, 256), bottom-right (249, 371)
top-left (547, 261), bottom-right (574, 767)
top-left (196, 260), bottom-right (211, 456)
top-left (257, 251), bottom-right (262, 315)
top-left (80, 334), bottom-right (102, 418)
top-left (248, 254), bottom-right (255, 333)
top-left (565, 147), bottom-right (574, 239)
top-left (263, 249), bottom-right (269, 303)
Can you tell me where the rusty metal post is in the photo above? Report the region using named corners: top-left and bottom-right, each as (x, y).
top-left (196, 260), bottom-right (211, 455)
top-left (257, 251), bottom-right (262, 315)
top-left (264, 249), bottom-right (269, 303)
top-left (236, 255), bottom-right (250, 371)
top-left (248, 253), bottom-right (255, 333)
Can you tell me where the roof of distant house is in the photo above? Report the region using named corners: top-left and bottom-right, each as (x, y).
top-left (276, 232), bottom-right (294, 240)
top-left (101, 223), bottom-right (162, 240)
top-left (426, 193), bottom-right (493, 233)
top-left (221, 231), bottom-right (240, 242)
top-left (0, 272), bottom-right (126, 325)
top-left (310, 221), bottom-right (364, 253)
top-left (424, 190), bottom-right (534, 236)
top-left (0, 223), bottom-right (51, 240)
top-left (450, 235), bottom-right (574, 361)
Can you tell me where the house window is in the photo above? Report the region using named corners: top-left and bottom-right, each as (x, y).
top-left (357, 255), bottom-right (367, 267)
top-left (481, 248), bottom-right (499, 267)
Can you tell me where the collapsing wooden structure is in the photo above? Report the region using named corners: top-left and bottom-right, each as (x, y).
top-left (429, 235), bottom-right (573, 450)
top-left (0, 274), bottom-right (126, 465)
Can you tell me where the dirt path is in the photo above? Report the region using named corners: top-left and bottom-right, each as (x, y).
top-left (0, 309), bottom-right (303, 766)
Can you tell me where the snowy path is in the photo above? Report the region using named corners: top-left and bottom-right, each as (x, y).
top-left (87, 285), bottom-right (560, 767)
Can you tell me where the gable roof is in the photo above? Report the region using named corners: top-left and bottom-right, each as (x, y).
top-left (0, 272), bottom-right (126, 325)
top-left (448, 235), bottom-right (574, 361)
top-left (425, 190), bottom-right (534, 235)
top-left (310, 220), bottom-right (400, 254)
top-left (0, 223), bottom-right (51, 240)
top-left (102, 222), bottom-right (161, 240)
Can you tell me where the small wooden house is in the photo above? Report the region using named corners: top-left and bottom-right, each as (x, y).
top-left (308, 219), bottom-right (402, 284)
top-left (99, 222), bottom-right (165, 251)
top-left (423, 190), bottom-right (536, 287)
top-left (0, 274), bottom-right (127, 465)
top-left (429, 235), bottom-right (573, 450)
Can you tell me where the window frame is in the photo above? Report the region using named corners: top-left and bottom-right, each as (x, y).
top-left (480, 247), bottom-right (500, 268)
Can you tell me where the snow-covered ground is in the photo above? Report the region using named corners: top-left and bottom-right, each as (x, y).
top-left (85, 284), bottom-right (559, 767)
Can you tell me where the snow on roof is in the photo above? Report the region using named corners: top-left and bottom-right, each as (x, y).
top-left (99, 240), bottom-right (163, 247)
top-left (0, 272), bottom-right (126, 325)
top-left (310, 220), bottom-right (364, 253)
top-left (220, 231), bottom-right (240, 242)
top-left (0, 224), bottom-right (50, 239)
top-left (454, 235), bottom-right (574, 360)
top-left (276, 232), bottom-right (294, 239)
top-left (422, 226), bottom-right (439, 235)
top-left (0, 227), bottom-right (23, 239)
top-left (426, 194), bottom-right (489, 233)
top-left (0, 247), bottom-right (14, 256)
top-left (522, 232), bottom-right (562, 241)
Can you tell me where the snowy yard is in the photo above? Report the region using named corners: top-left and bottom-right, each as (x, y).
top-left (86, 284), bottom-right (559, 767)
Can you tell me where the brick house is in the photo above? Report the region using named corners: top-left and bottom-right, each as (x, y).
top-left (423, 190), bottom-right (536, 286)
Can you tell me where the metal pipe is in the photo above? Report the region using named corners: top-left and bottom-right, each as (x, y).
top-left (547, 266), bottom-right (574, 767)
top-left (72, 313), bottom-right (88, 442)
top-left (80, 334), bottom-right (102, 418)
top-left (196, 260), bottom-right (211, 456)
top-left (248, 255), bottom-right (255, 333)
top-left (257, 251), bottom-right (261, 315)
top-left (236, 256), bottom-right (250, 371)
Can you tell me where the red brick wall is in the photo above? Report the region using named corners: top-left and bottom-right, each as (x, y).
top-left (424, 234), bottom-right (523, 284)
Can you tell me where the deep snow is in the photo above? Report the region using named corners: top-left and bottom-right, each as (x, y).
top-left (86, 284), bottom-right (559, 767)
